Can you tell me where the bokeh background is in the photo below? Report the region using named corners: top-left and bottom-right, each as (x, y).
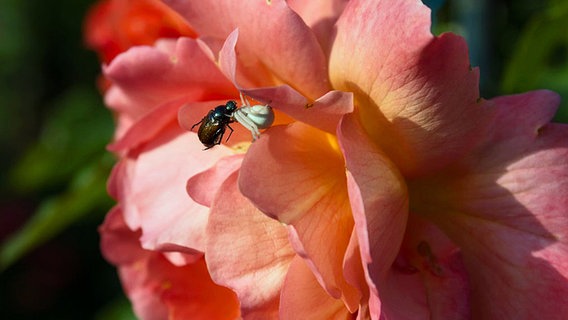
top-left (1, 0), bottom-right (567, 319)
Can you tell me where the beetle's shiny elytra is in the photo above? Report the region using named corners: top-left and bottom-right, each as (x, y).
top-left (191, 101), bottom-right (237, 150)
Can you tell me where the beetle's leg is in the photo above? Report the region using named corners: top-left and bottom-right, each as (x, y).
top-left (225, 124), bottom-right (235, 142)
top-left (191, 118), bottom-right (205, 131)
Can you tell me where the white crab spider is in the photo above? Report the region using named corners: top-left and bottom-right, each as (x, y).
top-left (232, 92), bottom-right (275, 140)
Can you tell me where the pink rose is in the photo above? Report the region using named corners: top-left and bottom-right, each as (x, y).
top-left (100, 207), bottom-right (240, 319)
top-left (95, 0), bottom-right (568, 319)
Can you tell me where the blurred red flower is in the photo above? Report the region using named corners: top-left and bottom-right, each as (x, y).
top-left (84, 0), bottom-right (195, 64)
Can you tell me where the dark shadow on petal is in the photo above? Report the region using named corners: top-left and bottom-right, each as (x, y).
top-left (405, 112), bottom-right (568, 318)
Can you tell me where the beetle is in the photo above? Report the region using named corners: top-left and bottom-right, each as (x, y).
top-left (191, 101), bottom-right (237, 150)
top-left (191, 94), bottom-right (275, 149)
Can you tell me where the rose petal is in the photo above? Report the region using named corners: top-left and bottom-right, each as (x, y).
top-left (107, 159), bottom-right (128, 203)
top-left (330, 0), bottom-right (491, 177)
top-left (410, 91), bottom-right (568, 318)
top-left (378, 214), bottom-right (470, 320)
top-left (287, 0), bottom-right (348, 56)
top-left (244, 87), bottom-right (354, 135)
top-left (100, 207), bottom-right (240, 320)
top-left (104, 37), bottom-right (236, 122)
top-left (99, 205), bottom-right (145, 265)
top-left (165, 0), bottom-right (330, 98)
top-left (342, 231), bottom-right (369, 313)
top-left (205, 171), bottom-right (295, 318)
top-left (186, 154), bottom-right (244, 207)
top-left (218, 30), bottom-right (353, 133)
top-left (239, 122), bottom-right (356, 300)
top-left (280, 256), bottom-right (352, 320)
top-left (342, 232), bottom-right (382, 319)
top-left (338, 112), bottom-right (409, 292)
top-left (154, 257), bottom-right (240, 320)
top-left (100, 207), bottom-right (168, 320)
top-left (108, 97), bottom-right (186, 153)
top-left (112, 124), bottom-right (232, 257)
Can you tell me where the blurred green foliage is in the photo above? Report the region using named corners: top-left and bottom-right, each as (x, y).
top-left (1, 153), bottom-right (113, 271)
top-left (95, 296), bottom-right (138, 320)
top-left (0, 0), bottom-right (128, 318)
top-left (8, 87), bottom-right (113, 194)
top-left (0, 1), bottom-right (113, 270)
top-left (501, 0), bottom-right (568, 120)
top-left (0, 0), bottom-right (566, 319)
